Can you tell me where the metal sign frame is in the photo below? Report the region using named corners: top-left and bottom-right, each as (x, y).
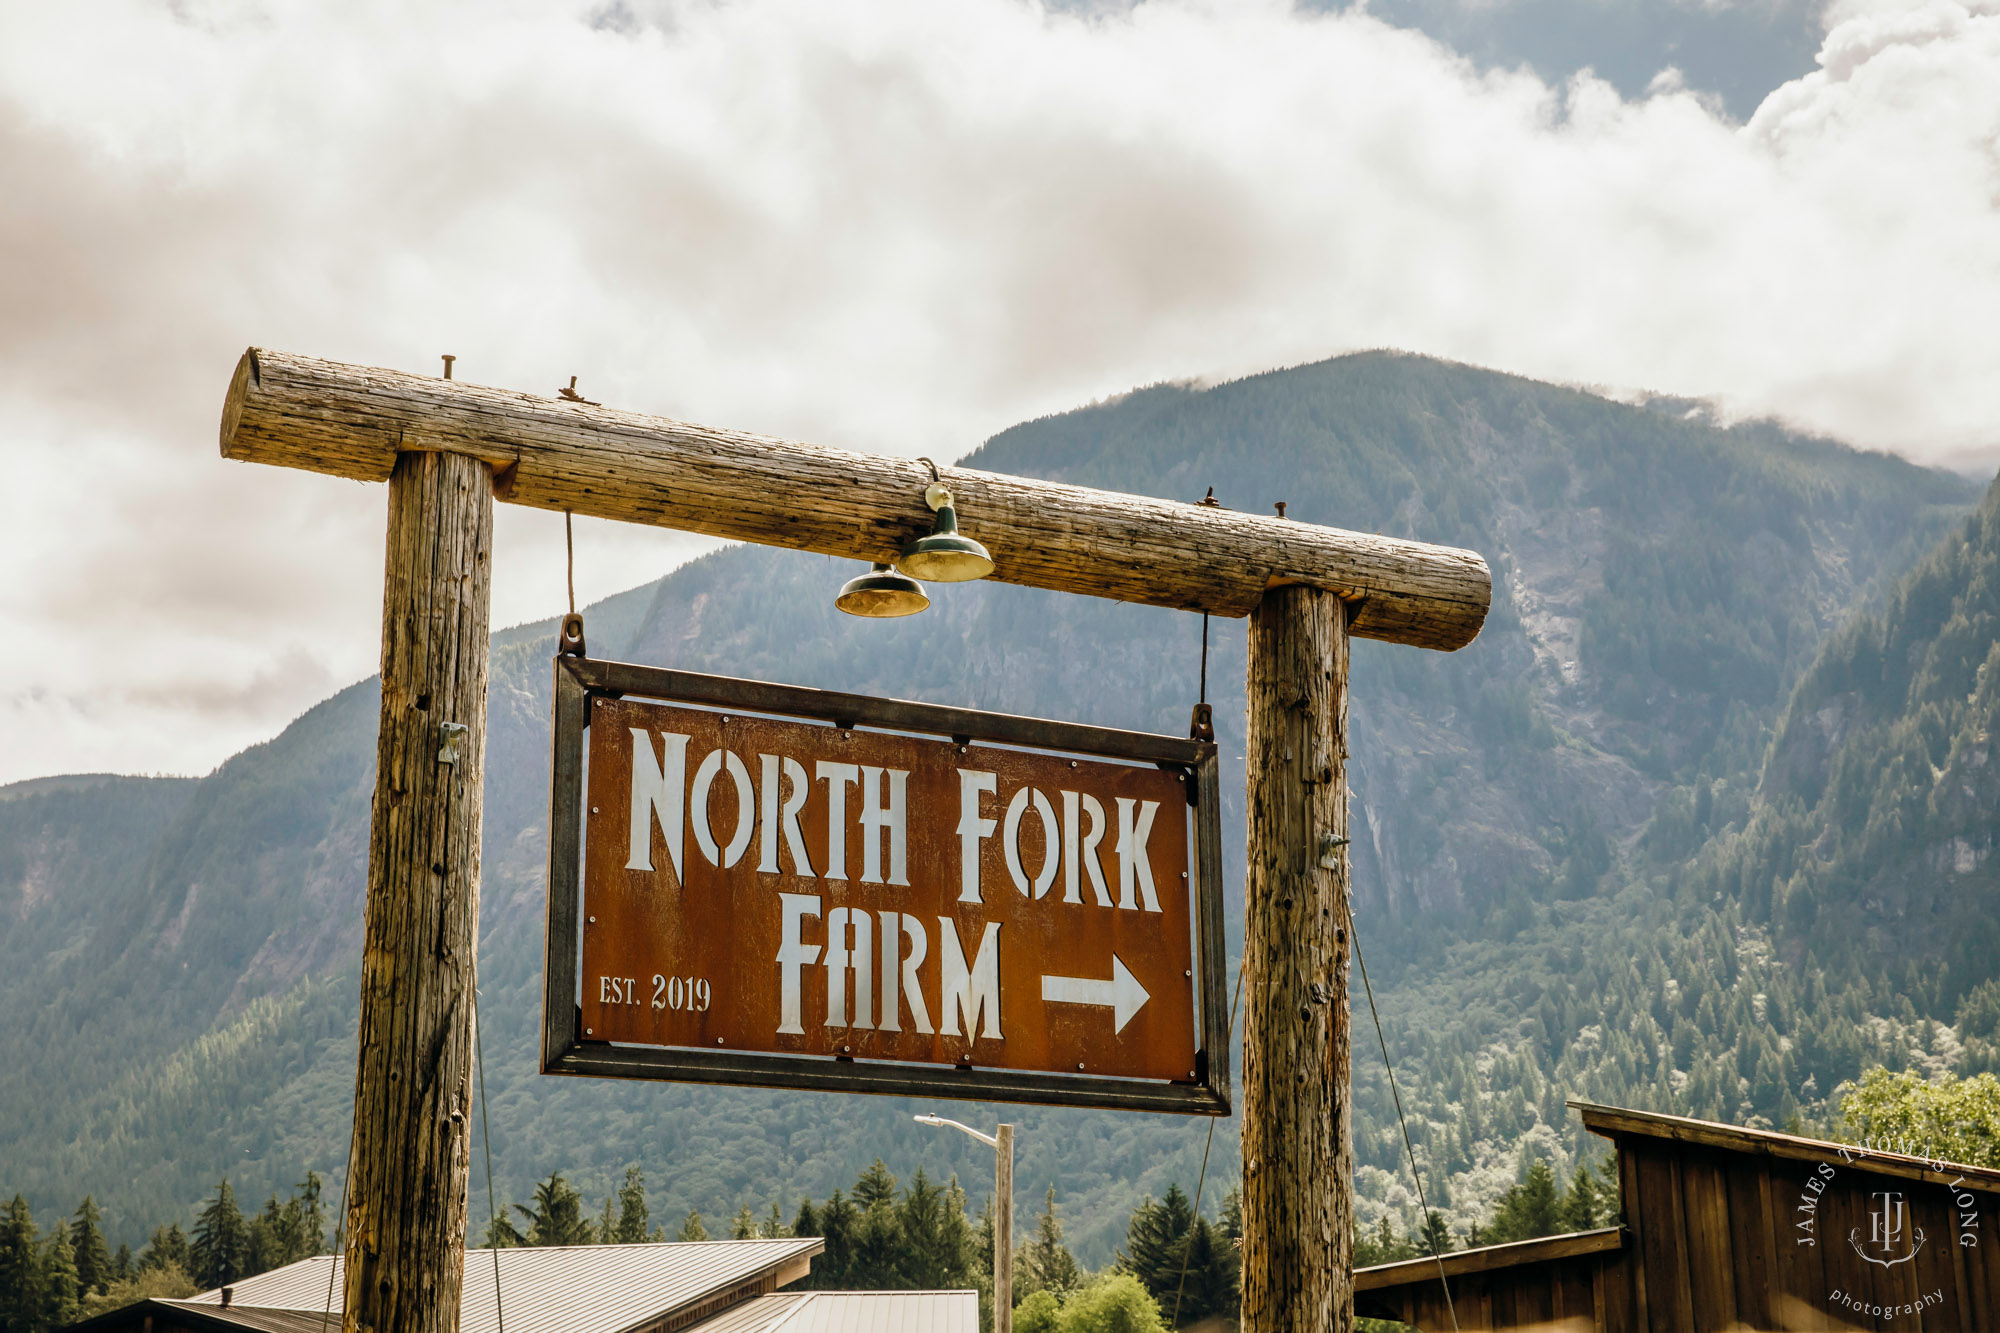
top-left (542, 652), bottom-right (1231, 1115)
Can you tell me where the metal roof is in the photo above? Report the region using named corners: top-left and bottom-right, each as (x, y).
top-left (684, 1291), bottom-right (980, 1333)
top-left (171, 1239), bottom-right (823, 1333)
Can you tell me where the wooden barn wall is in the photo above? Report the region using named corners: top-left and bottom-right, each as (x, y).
top-left (1370, 1134), bottom-right (2000, 1332)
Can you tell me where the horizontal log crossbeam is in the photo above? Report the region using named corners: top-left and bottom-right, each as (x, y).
top-left (220, 348), bottom-right (1490, 649)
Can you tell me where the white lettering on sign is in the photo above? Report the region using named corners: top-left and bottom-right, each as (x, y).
top-left (1061, 790), bottom-right (1112, 906)
top-left (816, 761), bottom-right (860, 880)
top-left (1003, 787), bottom-right (1061, 900)
top-left (757, 753), bottom-right (815, 877)
top-left (1115, 797), bottom-right (1162, 913)
top-left (690, 749), bottom-right (756, 869)
top-left (938, 917), bottom-right (1003, 1039)
top-left (626, 729), bottom-right (690, 878)
top-left (776, 893), bottom-right (822, 1035)
top-left (956, 769), bottom-right (998, 903)
top-left (878, 911), bottom-right (934, 1035)
top-left (858, 765), bottom-right (909, 886)
top-left (825, 906), bottom-right (874, 1029)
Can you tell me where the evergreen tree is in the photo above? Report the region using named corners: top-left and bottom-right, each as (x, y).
top-left (482, 1213), bottom-right (526, 1248)
top-left (0, 1196), bottom-right (42, 1333)
top-left (1484, 1159), bottom-right (1561, 1245)
top-left (1558, 1158), bottom-right (1615, 1231)
top-left (852, 1160), bottom-right (898, 1211)
top-left (190, 1180), bottom-right (248, 1289)
top-left (811, 1192), bottom-right (856, 1288)
top-left (1118, 1185), bottom-right (1193, 1307)
top-left (38, 1224), bottom-right (79, 1331)
top-left (1416, 1209), bottom-right (1453, 1257)
top-left (512, 1172), bottom-right (592, 1247)
top-left (69, 1197), bottom-right (112, 1296)
top-left (112, 1243), bottom-right (133, 1283)
top-left (676, 1210), bottom-right (709, 1243)
top-left (141, 1223), bottom-right (190, 1275)
top-left (614, 1167), bottom-right (649, 1244)
top-left (594, 1196), bottom-right (617, 1245)
top-left (1168, 1216), bottom-right (1234, 1327)
top-left (729, 1205), bottom-right (757, 1240)
top-left (849, 1185), bottom-right (904, 1289)
top-left (759, 1202), bottom-right (789, 1239)
top-left (1022, 1185), bottom-right (1080, 1301)
top-left (791, 1199), bottom-right (819, 1241)
top-left (898, 1170), bottom-right (974, 1290)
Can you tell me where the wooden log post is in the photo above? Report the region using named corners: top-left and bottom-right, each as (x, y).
top-left (343, 450), bottom-right (493, 1333)
top-left (1241, 585), bottom-right (1353, 1333)
top-left (994, 1124), bottom-right (1014, 1333)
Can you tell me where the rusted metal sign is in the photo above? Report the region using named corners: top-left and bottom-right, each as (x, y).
top-left (542, 654), bottom-right (1230, 1114)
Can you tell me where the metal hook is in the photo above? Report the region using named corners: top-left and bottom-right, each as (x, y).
top-left (916, 456), bottom-right (942, 484)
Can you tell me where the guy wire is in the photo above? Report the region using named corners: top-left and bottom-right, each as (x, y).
top-left (1170, 947), bottom-right (1247, 1327)
top-left (1347, 900), bottom-right (1460, 1333)
top-left (475, 972), bottom-right (505, 1333)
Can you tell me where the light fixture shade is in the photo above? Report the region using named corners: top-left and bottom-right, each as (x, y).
top-left (835, 563), bottom-right (930, 618)
top-left (899, 503), bottom-right (994, 583)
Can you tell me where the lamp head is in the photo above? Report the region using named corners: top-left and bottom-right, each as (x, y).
top-left (835, 563), bottom-right (929, 618)
top-left (899, 484), bottom-right (994, 583)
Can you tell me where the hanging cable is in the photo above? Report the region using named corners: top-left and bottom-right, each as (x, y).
top-left (565, 511), bottom-right (576, 616)
top-left (1346, 899), bottom-right (1460, 1333)
top-left (1169, 950), bottom-right (1247, 1327)
top-left (475, 974), bottom-right (505, 1333)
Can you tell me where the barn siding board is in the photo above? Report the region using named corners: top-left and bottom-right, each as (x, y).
top-left (1356, 1102), bottom-right (2000, 1332)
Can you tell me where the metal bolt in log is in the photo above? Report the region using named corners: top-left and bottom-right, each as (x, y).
top-left (343, 450), bottom-right (493, 1333)
top-left (1241, 584), bottom-right (1353, 1333)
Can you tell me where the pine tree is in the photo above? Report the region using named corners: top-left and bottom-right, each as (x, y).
top-left (190, 1179), bottom-right (248, 1289)
top-left (70, 1197), bottom-right (112, 1296)
top-left (811, 1192), bottom-right (856, 1288)
top-left (112, 1243), bottom-right (133, 1283)
top-left (513, 1172), bottom-right (591, 1247)
top-left (852, 1160), bottom-right (898, 1211)
top-left (38, 1223), bottom-right (79, 1330)
top-left (1119, 1185), bottom-right (1192, 1306)
top-left (141, 1223), bottom-right (190, 1274)
top-left (759, 1202), bottom-right (789, 1239)
top-left (614, 1167), bottom-right (649, 1244)
top-left (595, 1196), bottom-right (617, 1245)
top-left (849, 1184), bottom-right (904, 1289)
top-left (676, 1210), bottom-right (709, 1243)
top-left (792, 1199), bottom-right (819, 1240)
top-left (1559, 1159), bottom-right (1604, 1232)
top-left (1485, 1159), bottom-right (1561, 1245)
top-left (729, 1205), bottom-right (757, 1240)
top-left (1022, 1186), bottom-right (1080, 1301)
top-left (898, 1170), bottom-right (974, 1290)
top-left (0, 1196), bottom-right (43, 1333)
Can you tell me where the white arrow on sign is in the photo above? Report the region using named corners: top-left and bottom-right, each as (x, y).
top-left (1041, 955), bottom-right (1150, 1034)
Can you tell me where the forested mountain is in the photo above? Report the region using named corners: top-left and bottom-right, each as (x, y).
top-left (0, 351), bottom-right (1987, 1264)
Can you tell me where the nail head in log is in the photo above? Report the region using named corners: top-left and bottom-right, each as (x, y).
top-left (220, 348), bottom-right (1491, 650)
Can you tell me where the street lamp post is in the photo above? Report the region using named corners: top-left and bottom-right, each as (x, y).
top-left (915, 1114), bottom-right (1014, 1333)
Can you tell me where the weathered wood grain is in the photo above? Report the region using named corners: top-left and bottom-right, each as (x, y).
top-left (342, 451), bottom-right (491, 1333)
top-left (1239, 586), bottom-right (1352, 1331)
top-left (219, 348), bottom-right (1492, 649)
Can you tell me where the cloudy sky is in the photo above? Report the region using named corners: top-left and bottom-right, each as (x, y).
top-left (3, 0), bottom-right (1997, 785)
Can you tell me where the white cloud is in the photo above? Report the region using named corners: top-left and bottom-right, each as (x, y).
top-left (1, 0), bottom-right (1996, 782)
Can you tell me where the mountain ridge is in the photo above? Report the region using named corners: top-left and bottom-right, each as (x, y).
top-left (1, 349), bottom-right (1985, 1261)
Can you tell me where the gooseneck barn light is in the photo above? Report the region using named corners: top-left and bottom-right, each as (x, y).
top-left (834, 562), bottom-right (930, 618)
top-left (899, 460), bottom-right (994, 583)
